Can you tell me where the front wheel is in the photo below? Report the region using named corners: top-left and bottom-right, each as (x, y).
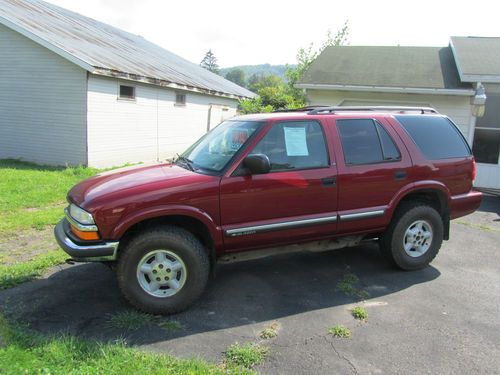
top-left (380, 203), bottom-right (443, 270)
top-left (116, 226), bottom-right (210, 314)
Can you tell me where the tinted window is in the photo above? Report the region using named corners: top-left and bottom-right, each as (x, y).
top-left (251, 121), bottom-right (328, 171)
top-left (337, 119), bottom-right (400, 165)
top-left (396, 115), bottom-right (471, 159)
top-left (376, 122), bottom-right (401, 160)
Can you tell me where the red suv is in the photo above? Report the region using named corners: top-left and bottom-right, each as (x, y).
top-left (55, 106), bottom-right (482, 314)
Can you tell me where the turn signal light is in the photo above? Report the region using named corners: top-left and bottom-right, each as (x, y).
top-left (70, 225), bottom-right (100, 241)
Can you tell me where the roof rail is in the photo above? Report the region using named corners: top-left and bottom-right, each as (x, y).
top-left (272, 106), bottom-right (328, 113)
top-left (307, 106), bottom-right (439, 115)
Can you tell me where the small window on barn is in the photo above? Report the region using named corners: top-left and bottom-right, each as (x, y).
top-left (175, 93), bottom-right (186, 106)
top-left (119, 85), bottom-right (135, 100)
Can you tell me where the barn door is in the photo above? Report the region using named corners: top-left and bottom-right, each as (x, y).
top-left (207, 104), bottom-right (230, 131)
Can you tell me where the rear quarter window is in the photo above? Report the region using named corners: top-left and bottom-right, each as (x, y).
top-left (395, 115), bottom-right (471, 159)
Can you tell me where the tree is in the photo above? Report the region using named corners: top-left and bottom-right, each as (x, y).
top-left (286, 21), bottom-right (349, 103)
top-left (239, 74), bottom-right (302, 114)
top-left (225, 68), bottom-right (246, 87)
top-left (200, 49), bottom-right (220, 74)
top-left (239, 22), bottom-right (349, 114)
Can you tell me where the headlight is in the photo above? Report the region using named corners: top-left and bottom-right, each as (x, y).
top-left (69, 204), bottom-right (95, 225)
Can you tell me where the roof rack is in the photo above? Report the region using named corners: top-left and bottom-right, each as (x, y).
top-left (307, 106), bottom-right (439, 115)
top-left (272, 106), bottom-right (328, 113)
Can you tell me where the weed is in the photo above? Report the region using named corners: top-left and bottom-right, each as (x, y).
top-left (328, 325), bottom-right (351, 338)
top-left (259, 322), bottom-right (279, 339)
top-left (351, 306), bottom-right (368, 320)
top-left (224, 342), bottom-right (269, 368)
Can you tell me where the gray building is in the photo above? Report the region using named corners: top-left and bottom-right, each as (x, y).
top-left (297, 38), bottom-right (500, 190)
top-left (0, 0), bottom-right (253, 167)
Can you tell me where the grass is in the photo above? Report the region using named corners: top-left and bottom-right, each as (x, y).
top-left (336, 272), bottom-right (370, 300)
top-left (0, 250), bottom-right (67, 289)
top-left (328, 325), bottom-right (351, 338)
top-left (0, 159), bottom-right (101, 234)
top-left (107, 311), bottom-right (183, 332)
top-left (224, 342), bottom-right (269, 369)
top-left (0, 315), bottom-right (248, 375)
top-left (259, 322), bottom-right (279, 339)
top-left (351, 306), bottom-right (368, 321)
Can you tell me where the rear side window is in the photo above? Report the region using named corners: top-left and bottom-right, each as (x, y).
top-left (395, 115), bottom-right (471, 159)
top-left (336, 119), bottom-right (401, 165)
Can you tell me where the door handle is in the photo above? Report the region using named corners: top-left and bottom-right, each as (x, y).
top-left (394, 170), bottom-right (407, 180)
top-left (321, 176), bottom-right (337, 186)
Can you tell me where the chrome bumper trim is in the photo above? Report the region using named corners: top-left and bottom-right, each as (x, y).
top-left (54, 219), bottom-right (119, 261)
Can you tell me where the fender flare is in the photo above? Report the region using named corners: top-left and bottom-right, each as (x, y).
top-left (112, 205), bottom-right (223, 248)
top-left (386, 181), bottom-right (451, 218)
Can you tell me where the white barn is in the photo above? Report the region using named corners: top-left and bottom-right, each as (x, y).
top-left (0, 0), bottom-right (253, 168)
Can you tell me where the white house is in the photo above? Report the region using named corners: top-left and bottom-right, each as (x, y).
top-left (0, 0), bottom-right (253, 168)
top-left (296, 40), bottom-right (500, 191)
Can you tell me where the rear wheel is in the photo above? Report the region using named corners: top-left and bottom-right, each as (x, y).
top-left (380, 202), bottom-right (443, 270)
top-left (116, 226), bottom-right (210, 314)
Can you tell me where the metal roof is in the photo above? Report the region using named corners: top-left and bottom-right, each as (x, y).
top-left (298, 45), bottom-right (471, 92)
top-left (0, 0), bottom-right (254, 99)
top-left (451, 36), bottom-right (500, 83)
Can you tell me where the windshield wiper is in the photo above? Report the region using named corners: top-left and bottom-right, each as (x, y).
top-left (175, 154), bottom-right (195, 172)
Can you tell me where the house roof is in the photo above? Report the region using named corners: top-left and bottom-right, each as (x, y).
top-left (451, 36), bottom-right (500, 83)
top-left (0, 0), bottom-right (254, 99)
top-left (297, 45), bottom-right (473, 95)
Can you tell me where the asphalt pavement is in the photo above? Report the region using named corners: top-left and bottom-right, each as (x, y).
top-left (1, 196), bottom-right (499, 374)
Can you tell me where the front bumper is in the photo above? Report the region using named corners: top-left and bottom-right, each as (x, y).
top-left (54, 219), bottom-right (119, 261)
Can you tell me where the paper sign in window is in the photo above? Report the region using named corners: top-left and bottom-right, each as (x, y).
top-left (284, 127), bottom-right (309, 156)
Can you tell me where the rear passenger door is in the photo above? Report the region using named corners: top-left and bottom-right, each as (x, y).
top-left (332, 117), bottom-right (412, 234)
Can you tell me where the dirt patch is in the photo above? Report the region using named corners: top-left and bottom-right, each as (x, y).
top-left (0, 227), bottom-right (57, 265)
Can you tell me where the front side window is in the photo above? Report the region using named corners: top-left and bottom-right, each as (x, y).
top-left (251, 121), bottom-right (329, 171)
top-left (180, 120), bottom-right (262, 172)
top-left (336, 119), bottom-right (401, 165)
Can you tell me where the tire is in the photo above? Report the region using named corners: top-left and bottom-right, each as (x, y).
top-left (380, 202), bottom-right (443, 270)
top-left (116, 226), bottom-right (210, 314)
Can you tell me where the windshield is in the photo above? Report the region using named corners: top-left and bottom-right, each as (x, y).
top-left (179, 120), bottom-right (263, 172)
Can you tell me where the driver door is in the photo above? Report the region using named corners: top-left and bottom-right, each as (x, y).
top-left (220, 120), bottom-right (338, 252)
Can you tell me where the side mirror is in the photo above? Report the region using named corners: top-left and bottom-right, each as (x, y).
top-left (243, 154), bottom-right (271, 175)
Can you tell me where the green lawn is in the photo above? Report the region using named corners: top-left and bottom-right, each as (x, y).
top-left (0, 159), bottom-right (100, 234)
top-left (0, 159), bottom-right (101, 287)
top-left (0, 315), bottom-right (253, 375)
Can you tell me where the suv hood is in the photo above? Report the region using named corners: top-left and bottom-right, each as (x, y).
top-left (68, 163), bottom-right (216, 211)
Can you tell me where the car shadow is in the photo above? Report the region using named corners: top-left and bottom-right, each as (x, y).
top-left (0, 242), bottom-right (440, 346)
top-left (478, 195), bottom-right (500, 215)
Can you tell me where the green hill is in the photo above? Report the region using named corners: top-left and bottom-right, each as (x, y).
top-left (220, 64), bottom-right (294, 80)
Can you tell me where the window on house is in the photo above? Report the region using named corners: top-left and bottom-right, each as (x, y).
top-left (251, 121), bottom-right (329, 172)
top-left (472, 129), bottom-right (500, 164)
top-left (473, 94), bottom-right (500, 164)
top-left (336, 119), bottom-right (401, 165)
top-left (119, 85), bottom-right (135, 99)
top-left (176, 93), bottom-right (186, 106)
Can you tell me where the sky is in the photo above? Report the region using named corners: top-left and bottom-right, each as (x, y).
top-left (46, 0), bottom-right (500, 67)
